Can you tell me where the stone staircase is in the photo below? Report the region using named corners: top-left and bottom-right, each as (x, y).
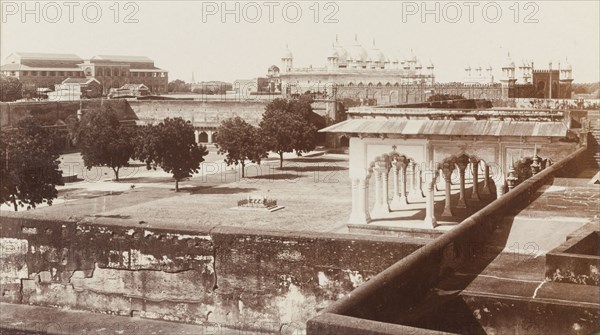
top-left (584, 110), bottom-right (600, 169)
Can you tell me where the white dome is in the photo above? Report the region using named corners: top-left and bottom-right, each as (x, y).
top-left (367, 40), bottom-right (386, 63)
top-left (347, 43), bottom-right (368, 62)
top-left (327, 47), bottom-right (339, 58)
top-left (333, 44), bottom-right (348, 63)
top-left (281, 46), bottom-right (293, 59)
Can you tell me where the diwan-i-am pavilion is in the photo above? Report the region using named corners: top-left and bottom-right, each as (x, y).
top-left (320, 105), bottom-right (584, 228)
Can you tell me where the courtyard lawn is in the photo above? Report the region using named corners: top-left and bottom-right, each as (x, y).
top-left (2, 149), bottom-right (352, 234)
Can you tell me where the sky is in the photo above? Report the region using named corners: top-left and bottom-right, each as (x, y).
top-left (1, 1), bottom-right (599, 83)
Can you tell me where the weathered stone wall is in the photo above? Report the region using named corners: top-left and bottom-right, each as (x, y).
top-left (0, 217), bottom-right (425, 333)
top-left (128, 100), bottom-right (269, 127)
top-left (0, 99), bottom-right (135, 128)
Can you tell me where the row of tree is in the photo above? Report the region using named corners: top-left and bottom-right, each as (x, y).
top-left (75, 107), bottom-right (208, 191)
top-left (1, 96), bottom-right (320, 211)
top-left (215, 96), bottom-right (320, 176)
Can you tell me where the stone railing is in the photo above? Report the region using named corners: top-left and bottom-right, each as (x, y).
top-left (307, 145), bottom-right (588, 335)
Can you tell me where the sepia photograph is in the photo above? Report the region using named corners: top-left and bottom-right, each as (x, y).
top-left (0, 1), bottom-right (599, 334)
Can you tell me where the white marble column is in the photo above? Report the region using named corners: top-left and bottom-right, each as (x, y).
top-left (495, 169), bottom-right (505, 199)
top-left (194, 130), bottom-right (200, 144)
top-left (381, 168), bottom-right (391, 213)
top-left (408, 162), bottom-right (415, 195)
top-left (391, 161), bottom-right (401, 208)
top-left (456, 156), bottom-right (469, 209)
top-left (360, 178), bottom-right (371, 223)
top-left (349, 178), bottom-right (371, 224)
top-left (373, 170), bottom-right (382, 214)
top-left (441, 159), bottom-right (455, 217)
top-left (348, 178), bottom-right (359, 223)
top-left (424, 177), bottom-right (438, 227)
top-left (482, 164), bottom-right (491, 195)
top-left (470, 158), bottom-right (481, 201)
top-left (400, 164), bottom-right (409, 205)
top-left (391, 159), bottom-right (409, 207)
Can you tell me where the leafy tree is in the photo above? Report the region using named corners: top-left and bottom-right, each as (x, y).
top-left (0, 118), bottom-right (63, 211)
top-left (135, 117), bottom-right (208, 191)
top-left (215, 116), bottom-right (267, 178)
top-left (260, 98), bottom-right (318, 168)
top-left (167, 79), bottom-right (191, 93)
top-left (77, 106), bottom-right (135, 181)
top-left (0, 74), bottom-right (22, 102)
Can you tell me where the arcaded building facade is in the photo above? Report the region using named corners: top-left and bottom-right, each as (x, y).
top-left (268, 36), bottom-right (436, 99)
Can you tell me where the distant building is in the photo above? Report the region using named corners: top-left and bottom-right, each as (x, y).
top-left (0, 52), bottom-right (85, 89)
top-left (1, 52), bottom-right (169, 96)
top-left (189, 81), bottom-right (232, 94)
top-left (499, 54), bottom-right (573, 99)
top-left (47, 78), bottom-right (102, 101)
top-left (463, 65), bottom-right (494, 85)
top-left (268, 36), bottom-right (435, 99)
top-left (79, 55), bottom-right (168, 94)
top-left (108, 83), bottom-right (150, 98)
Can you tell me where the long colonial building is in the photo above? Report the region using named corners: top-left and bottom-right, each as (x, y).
top-left (1, 52), bottom-right (168, 95)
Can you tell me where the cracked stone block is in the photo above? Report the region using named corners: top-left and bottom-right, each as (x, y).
top-left (21, 279), bottom-right (36, 294)
top-left (39, 271), bottom-right (52, 283)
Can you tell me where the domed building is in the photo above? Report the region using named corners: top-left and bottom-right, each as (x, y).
top-left (267, 36), bottom-right (435, 98)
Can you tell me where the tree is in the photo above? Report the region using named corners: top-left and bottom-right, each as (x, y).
top-left (135, 117), bottom-right (208, 191)
top-left (0, 74), bottom-right (22, 102)
top-left (215, 117), bottom-right (267, 178)
top-left (260, 98), bottom-right (318, 168)
top-left (77, 105), bottom-right (135, 181)
top-left (167, 79), bottom-right (190, 93)
top-left (0, 118), bottom-right (63, 211)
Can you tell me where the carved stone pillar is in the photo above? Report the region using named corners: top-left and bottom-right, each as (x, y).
top-left (408, 161), bottom-right (415, 194)
top-left (348, 178), bottom-right (359, 223)
top-left (373, 169), bottom-right (382, 213)
top-left (373, 162), bottom-right (391, 215)
top-left (470, 158), bottom-right (481, 201)
top-left (441, 158), bottom-right (456, 217)
top-left (400, 163), bottom-right (409, 204)
top-left (495, 171), bottom-right (505, 199)
top-left (361, 178), bottom-right (371, 223)
top-left (481, 164), bottom-right (491, 195)
top-left (418, 169), bottom-right (426, 198)
top-left (390, 160), bottom-right (403, 208)
top-left (349, 178), bottom-right (371, 224)
top-left (391, 157), bottom-right (409, 207)
top-left (424, 175), bottom-right (438, 227)
top-left (456, 155), bottom-right (470, 209)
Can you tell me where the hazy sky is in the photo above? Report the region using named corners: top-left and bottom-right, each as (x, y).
top-left (2, 1), bottom-right (599, 83)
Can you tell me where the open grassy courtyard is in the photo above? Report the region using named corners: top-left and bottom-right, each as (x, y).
top-left (2, 146), bottom-right (353, 233)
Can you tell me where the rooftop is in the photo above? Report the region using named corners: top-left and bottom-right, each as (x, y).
top-left (12, 52), bottom-right (82, 61)
top-left (320, 118), bottom-right (569, 138)
top-left (91, 55), bottom-right (154, 63)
